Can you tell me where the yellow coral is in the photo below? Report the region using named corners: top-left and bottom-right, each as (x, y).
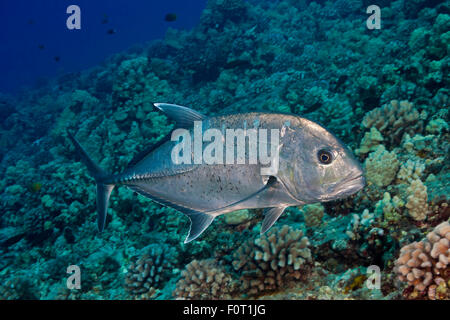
top-left (405, 179), bottom-right (429, 221)
top-left (364, 145), bottom-right (399, 187)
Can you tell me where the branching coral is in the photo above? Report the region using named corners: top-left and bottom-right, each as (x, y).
top-left (124, 244), bottom-right (177, 299)
top-left (364, 145), bottom-right (399, 187)
top-left (397, 160), bottom-right (425, 184)
top-left (395, 221), bottom-right (449, 299)
top-left (355, 127), bottom-right (384, 155)
top-left (232, 225), bottom-right (312, 296)
top-left (375, 192), bottom-right (404, 225)
top-left (173, 259), bottom-right (236, 300)
top-left (405, 179), bottom-right (429, 221)
top-left (362, 100), bottom-right (426, 146)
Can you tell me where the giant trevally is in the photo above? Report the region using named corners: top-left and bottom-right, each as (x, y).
top-left (69, 103), bottom-right (365, 243)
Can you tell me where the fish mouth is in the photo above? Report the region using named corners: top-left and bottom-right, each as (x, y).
top-left (321, 174), bottom-right (365, 201)
top-left (340, 174), bottom-right (365, 194)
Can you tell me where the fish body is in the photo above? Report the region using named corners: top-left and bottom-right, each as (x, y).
top-left (69, 103), bottom-right (365, 242)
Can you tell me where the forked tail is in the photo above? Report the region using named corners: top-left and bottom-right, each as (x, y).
top-left (67, 132), bottom-right (115, 232)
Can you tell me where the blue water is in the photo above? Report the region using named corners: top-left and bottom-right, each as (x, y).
top-left (0, 0), bottom-right (206, 93)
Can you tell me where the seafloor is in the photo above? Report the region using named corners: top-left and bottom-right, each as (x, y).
top-left (0, 0), bottom-right (449, 300)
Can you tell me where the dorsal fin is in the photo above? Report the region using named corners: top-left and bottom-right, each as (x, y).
top-left (127, 131), bottom-right (173, 168)
top-left (153, 103), bottom-right (206, 128)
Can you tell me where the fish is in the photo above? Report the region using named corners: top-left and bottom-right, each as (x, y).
top-left (69, 103), bottom-right (365, 243)
top-left (164, 13), bottom-right (177, 22)
top-left (54, 56), bottom-right (60, 62)
top-left (38, 44), bottom-right (45, 50)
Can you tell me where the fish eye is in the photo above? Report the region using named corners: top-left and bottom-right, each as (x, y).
top-left (318, 149), bottom-right (333, 164)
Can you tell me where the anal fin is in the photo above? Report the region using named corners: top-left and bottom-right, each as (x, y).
top-left (261, 206), bottom-right (286, 234)
top-left (127, 184), bottom-right (214, 243)
top-left (183, 212), bottom-right (215, 244)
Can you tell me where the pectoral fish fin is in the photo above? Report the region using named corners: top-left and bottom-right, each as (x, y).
top-left (261, 206), bottom-right (287, 234)
top-left (127, 184), bottom-right (214, 243)
top-left (153, 103), bottom-right (206, 128)
top-left (205, 176), bottom-right (278, 215)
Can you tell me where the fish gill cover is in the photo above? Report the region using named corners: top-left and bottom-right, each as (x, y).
top-left (0, 0), bottom-right (449, 300)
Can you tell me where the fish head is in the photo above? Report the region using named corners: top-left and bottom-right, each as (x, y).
top-left (278, 118), bottom-right (365, 203)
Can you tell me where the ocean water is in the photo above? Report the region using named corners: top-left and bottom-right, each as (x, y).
top-left (0, 0), bottom-right (449, 301)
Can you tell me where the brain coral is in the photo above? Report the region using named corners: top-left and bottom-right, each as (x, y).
top-left (362, 100), bottom-right (426, 146)
top-left (364, 145), bottom-right (400, 187)
top-left (395, 221), bottom-right (449, 299)
top-left (232, 225), bottom-right (312, 296)
top-left (124, 244), bottom-right (177, 299)
top-left (173, 259), bottom-right (236, 300)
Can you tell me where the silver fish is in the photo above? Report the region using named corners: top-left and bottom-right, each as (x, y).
top-left (69, 103), bottom-right (365, 243)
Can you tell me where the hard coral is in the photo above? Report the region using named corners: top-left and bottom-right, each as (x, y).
top-left (395, 221), bottom-right (450, 299)
top-left (302, 203), bottom-right (325, 227)
top-left (232, 225), bottom-right (312, 297)
top-left (397, 159), bottom-right (425, 184)
top-left (405, 179), bottom-right (429, 221)
top-left (362, 100), bottom-right (426, 146)
top-left (364, 145), bottom-right (399, 187)
top-left (173, 259), bottom-right (236, 300)
top-left (124, 244), bottom-right (176, 299)
top-left (0, 277), bottom-right (39, 300)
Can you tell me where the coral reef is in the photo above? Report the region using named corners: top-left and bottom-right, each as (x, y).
top-left (173, 259), bottom-right (236, 300)
top-left (362, 100), bottom-right (426, 146)
top-left (302, 204), bottom-right (325, 227)
top-left (364, 145), bottom-right (400, 187)
top-left (395, 221), bottom-right (449, 299)
top-left (0, 277), bottom-right (39, 300)
top-left (405, 179), bottom-right (429, 221)
top-left (232, 225), bottom-right (312, 297)
top-left (124, 244), bottom-right (177, 299)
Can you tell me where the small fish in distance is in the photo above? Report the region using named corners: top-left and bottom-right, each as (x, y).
top-left (165, 13), bottom-right (177, 22)
top-left (107, 29), bottom-right (116, 35)
top-left (69, 104), bottom-right (365, 243)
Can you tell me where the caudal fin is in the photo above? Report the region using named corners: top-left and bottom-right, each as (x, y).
top-left (67, 131), bottom-right (115, 232)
